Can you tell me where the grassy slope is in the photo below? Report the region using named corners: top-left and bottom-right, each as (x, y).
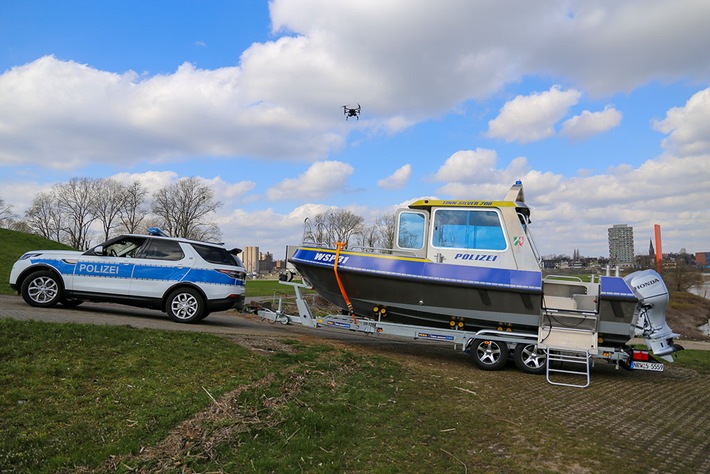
top-left (1, 319), bottom-right (709, 473)
top-left (0, 229), bottom-right (74, 295)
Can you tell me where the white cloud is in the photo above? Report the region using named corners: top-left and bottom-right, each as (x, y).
top-left (653, 87), bottom-right (710, 157)
top-left (201, 177), bottom-right (257, 201)
top-left (486, 86), bottom-right (582, 143)
top-left (427, 146), bottom-right (709, 256)
top-left (111, 171), bottom-right (178, 190)
top-left (433, 148), bottom-right (529, 185)
top-left (266, 161), bottom-right (353, 201)
top-left (0, 57), bottom-right (344, 169)
top-left (377, 164), bottom-right (412, 189)
top-left (560, 106), bottom-right (622, 140)
top-left (110, 171), bottom-right (257, 211)
top-left (217, 150), bottom-right (710, 257)
top-left (2, 3), bottom-right (710, 167)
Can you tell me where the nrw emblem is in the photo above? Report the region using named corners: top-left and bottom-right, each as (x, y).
top-left (513, 236), bottom-right (525, 247)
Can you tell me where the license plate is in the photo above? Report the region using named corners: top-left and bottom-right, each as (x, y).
top-left (630, 361), bottom-right (664, 371)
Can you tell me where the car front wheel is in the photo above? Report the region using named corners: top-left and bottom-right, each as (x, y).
top-left (21, 270), bottom-right (62, 307)
top-left (166, 287), bottom-right (204, 323)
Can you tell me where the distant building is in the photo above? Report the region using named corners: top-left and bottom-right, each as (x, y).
top-left (697, 252), bottom-right (710, 268)
top-left (608, 224), bottom-right (634, 267)
top-left (243, 246), bottom-right (260, 275)
top-left (259, 252), bottom-right (276, 273)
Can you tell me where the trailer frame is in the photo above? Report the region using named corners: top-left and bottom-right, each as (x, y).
top-left (256, 282), bottom-right (663, 387)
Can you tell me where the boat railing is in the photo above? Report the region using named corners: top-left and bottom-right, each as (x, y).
top-left (300, 218), bottom-right (332, 247)
top-left (349, 245), bottom-right (419, 257)
top-left (544, 275), bottom-right (584, 282)
top-left (518, 212), bottom-right (543, 268)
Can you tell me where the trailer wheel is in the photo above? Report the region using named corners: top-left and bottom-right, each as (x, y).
top-left (470, 339), bottom-right (508, 371)
top-left (513, 343), bottom-right (547, 375)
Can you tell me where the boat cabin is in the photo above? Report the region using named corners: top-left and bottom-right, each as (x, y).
top-left (392, 181), bottom-right (542, 272)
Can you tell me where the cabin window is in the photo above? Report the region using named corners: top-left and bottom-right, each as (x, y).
top-left (397, 211), bottom-right (426, 249)
top-left (432, 209), bottom-right (506, 251)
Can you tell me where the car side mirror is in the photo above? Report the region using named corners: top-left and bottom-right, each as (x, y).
top-left (94, 245), bottom-right (105, 256)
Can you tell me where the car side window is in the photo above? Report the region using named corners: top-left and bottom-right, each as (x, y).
top-left (103, 237), bottom-right (146, 258)
top-left (140, 239), bottom-right (185, 261)
top-left (191, 243), bottom-right (236, 266)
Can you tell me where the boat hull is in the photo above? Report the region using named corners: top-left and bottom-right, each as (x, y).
top-left (291, 247), bottom-right (640, 348)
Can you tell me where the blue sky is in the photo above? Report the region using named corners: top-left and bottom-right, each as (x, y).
top-left (1, 0), bottom-right (709, 259)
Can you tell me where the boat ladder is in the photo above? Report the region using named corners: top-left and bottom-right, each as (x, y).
top-left (538, 309), bottom-right (599, 388)
top-left (545, 348), bottom-right (591, 388)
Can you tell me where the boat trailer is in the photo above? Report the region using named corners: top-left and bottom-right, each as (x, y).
top-left (257, 281), bottom-right (667, 388)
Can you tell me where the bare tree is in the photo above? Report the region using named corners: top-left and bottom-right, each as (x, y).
top-left (25, 191), bottom-right (64, 242)
top-left (92, 178), bottom-right (129, 241)
top-left (0, 197), bottom-right (15, 228)
top-left (663, 261), bottom-right (704, 293)
top-left (305, 209), bottom-right (364, 248)
top-left (303, 213), bottom-right (329, 245)
top-left (9, 221), bottom-right (32, 233)
top-left (118, 180), bottom-right (149, 234)
top-left (151, 177), bottom-right (222, 241)
top-left (330, 209), bottom-right (364, 245)
top-left (375, 212), bottom-right (396, 249)
top-left (357, 224), bottom-right (379, 250)
top-left (54, 177), bottom-right (99, 249)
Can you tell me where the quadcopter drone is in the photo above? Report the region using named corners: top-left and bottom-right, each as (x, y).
top-left (343, 104), bottom-right (361, 121)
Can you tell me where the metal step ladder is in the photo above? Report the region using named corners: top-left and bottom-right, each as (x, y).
top-left (545, 348), bottom-right (591, 388)
top-left (538, 309), bottom-right (599, 388)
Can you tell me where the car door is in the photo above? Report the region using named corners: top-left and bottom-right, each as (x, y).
top-left (129, 238), bottom-right (192, 299)
top-left (71, 236), bottom-right (146, 295)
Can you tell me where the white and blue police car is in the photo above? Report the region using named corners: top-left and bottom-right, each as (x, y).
top-left (9, 229), bottom-right (246, 323)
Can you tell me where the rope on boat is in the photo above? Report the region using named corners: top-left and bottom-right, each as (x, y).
top-left (333, 242), bottom-right (359, 325)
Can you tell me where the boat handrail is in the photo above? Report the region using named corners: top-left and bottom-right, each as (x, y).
top-left (544, 275), bottom-right (584, 282)
top-left (349, 245), bottom-right (418, 257)
top-left (301, 218), bottom-right (331, 247)
top-left (301, 240), bottom-right (333, 248)
top-left (518, 211), bottom-right (543, 268)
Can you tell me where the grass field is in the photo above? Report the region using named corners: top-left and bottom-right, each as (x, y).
top-left (0, 229), bottom-right (73, 295)
top-left (2, 229), bottom-right (709, 472)
top-left (1, 318), bottom-right (710, 473)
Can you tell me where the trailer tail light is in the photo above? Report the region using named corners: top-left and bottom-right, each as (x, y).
top-left (632, 350), bottom-right (650, 361)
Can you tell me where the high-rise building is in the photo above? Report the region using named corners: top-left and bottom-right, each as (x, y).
top-left (243, 246), bottom-right (260, 275)
top-left (608, 224), bottom-right (634, 266)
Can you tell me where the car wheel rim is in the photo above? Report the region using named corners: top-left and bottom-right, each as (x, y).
top-left (521, 344), bottom-right (545, 369)
top-left (28, 277), bottom-right (58, 303)
top-left (171, 293), bottom-right (199, 320)
top-left (477, 341), bottom-right (501, 365)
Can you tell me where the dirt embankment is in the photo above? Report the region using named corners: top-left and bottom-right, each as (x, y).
top-left (667, 292), bottom-right (710, 341)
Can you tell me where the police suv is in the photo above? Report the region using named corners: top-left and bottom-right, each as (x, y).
top-left (9, 229), bottom-right (246, 323)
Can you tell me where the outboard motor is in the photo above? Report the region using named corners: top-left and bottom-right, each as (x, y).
top-left (625, 269), bottom-right (683, 361)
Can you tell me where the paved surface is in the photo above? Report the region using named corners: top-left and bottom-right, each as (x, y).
top-left (2, 294), bottom-right (709, 351)
top-left (0, 294), bottom-right (426, 349)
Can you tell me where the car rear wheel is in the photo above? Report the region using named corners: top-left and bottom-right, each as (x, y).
top-left (21, 270), bottom-right (62, 307)
top-left (166, 287), bottom-right (204, 323)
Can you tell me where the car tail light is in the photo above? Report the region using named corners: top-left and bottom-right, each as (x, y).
top-left (216, 269), bottom-right (246, 280)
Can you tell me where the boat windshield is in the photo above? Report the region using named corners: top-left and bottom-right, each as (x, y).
top-left (432, 209), bottom-right (506, 250)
